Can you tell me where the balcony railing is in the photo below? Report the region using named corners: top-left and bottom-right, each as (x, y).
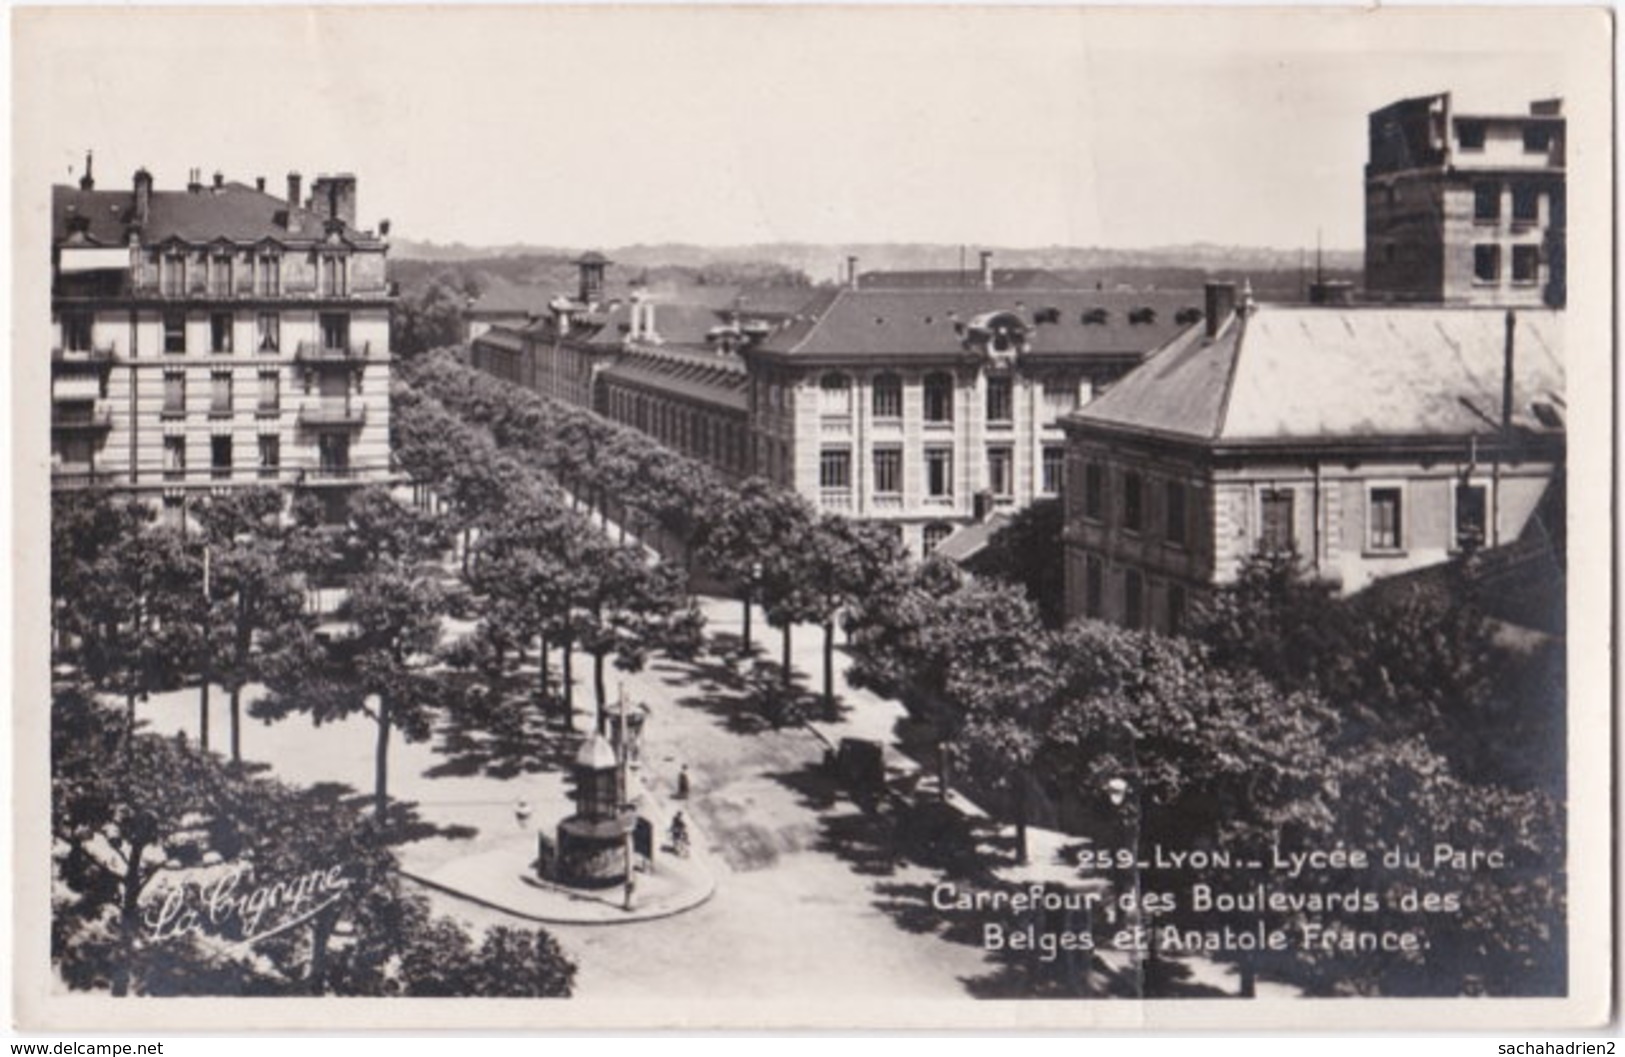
top-left (51, 345), bottom-right (116, 364)
top-left (51, 406), bottom-right (113, 433)
top-left (298, 400), bottom-right (367, 427)
top-left (52, 375), bottom-right (102, 402)
top-left (871, 493), bottom-right (904, 511)
top-left (820, 489), bottom-right (853, 512)
top-left (295, 341), bottom-right (372, 364)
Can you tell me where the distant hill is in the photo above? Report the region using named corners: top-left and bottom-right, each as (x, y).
top-left (391, 238), bottom-right (1363, 286)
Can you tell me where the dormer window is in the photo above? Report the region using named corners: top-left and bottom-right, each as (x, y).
top-left (1128, 307), bottom-right (1157, 325)
top-left (1082, 308), bottom-right (1109, 325)
top-left (1457, 121), bottom-right (1486, 150)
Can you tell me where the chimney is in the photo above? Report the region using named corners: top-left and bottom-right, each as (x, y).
top-left (287, 171), bottom-right (302, 210)
top-left (1204, 281), bottom-right (1237, 338)
top-left (309, 174), bottom-right (358, 228)
top-left (979, 250), bottom-right (994, 290)
top-left (187, 168), bottom-right (203, 194)
top-left (79, 151), bottom-right (94, 191)
top-left (255, 176), bottom-right (266, 193)
top-left (846, 255), bottom-right (859, 290)
top-left (212, 171), bottom-right (224, 190)
top-left (132, 168), bottom-right (153, 227)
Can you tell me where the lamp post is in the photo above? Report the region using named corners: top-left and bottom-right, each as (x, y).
top-left (742, 560), bottom-right (763, 655)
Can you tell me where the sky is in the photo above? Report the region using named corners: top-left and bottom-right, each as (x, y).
top-left (13, 5), bottom-right (1605, 257)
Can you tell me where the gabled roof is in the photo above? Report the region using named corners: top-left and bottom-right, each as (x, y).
top-left (752, 289), bottom-right (1198, 365)
top-left (1073, 304), bottom-right (1566, 446)
top-left (53, 181), bottom-right (380, 247)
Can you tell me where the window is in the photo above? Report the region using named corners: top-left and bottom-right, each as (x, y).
top-left (1124, 569), bottom-right (1144, 630)
top-left (256, 252), bottom-right (281, 296)
top-left (985, 376), bottom-right (1012, 424)
top-left (1512, 184), bottom-right (1541, 224)
top-left (209, 254), bottom-right (233, 297)
top-left (1122, 472), bottom-right (1143, 533)
top-left (925, 446), bottom-right (954, 498)
top-left (319, 254), bottom-right (348, 297)
top-left (161, 252), bottom-right (187, 297)
top-left (257, 313), bottom-right (280, 352)
top-left (1168, 585), bottom-right (1188, 636)
top-left (162, 372), bottom-right (186, 416)
top-left (1523, 125), bottom-right (1552, 153)
top-left (1041, 446), bottom-right (1064, 496)
top-left (819, 372), bottom-right (852, 416)
top-left (164, 312), bottom-right (187, 354)
top-left (1457, 121), bottom-right (1486, 150)
top-left (318, 434), bottom-right (350, 477)
top-left (819, 447), bottom-right (851, 490)
top-left (924, 371), bottom-right (954, 424)
top-left (60, 312), bottom-right (93, 353)
top-left (873, 447), bottom-right (902, 495)
top-left (1165, 481), bottom-right (1188, 546)
top-left (1368, 487), bottom-right (1403, 551)
top-left (923, 522), bottom-right (953, 554)
top-left (211, 313), bottom-right (233, 354)
top-left (872, 373), bottom-right (902, 419)
top-left (258, 435), bottom-right (280, 479)
top-left (1512, 245), bottom-right (1540, 284)
top-left (1473, 183), bottom-right (1500, 223)
top-left (1260, 489), bottom-right (1294, 552)
top-left (210, 371), bottom-right (233, 416)
top-left (1084, 555), bottom-right (1104, 619)
top-left (1474, 244), bottom-right (1501, 283)
top-left (986, 446), bottom-right (1013, 498)
top-left (1455, 483), bottom-right (1488, 551)
top-left (1043, 381), bottom-right (1077, 425)
top-left (163, 436), bottom-right (186, 481)
top-left (211, 435), bottom-right (233, 480)
top-left (320, 313), bottom-right (350, 351)
top-left (258, 370), bottom-right (280, 412)
top-left (1084, 463), bottom-right (1105, 521)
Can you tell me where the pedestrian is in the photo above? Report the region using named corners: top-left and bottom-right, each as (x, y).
top-left (623, 872), bottom-right (637, 911)
top-left (676, 764), bottom-right (691, 800)
top-left (514, 798), bottom-right (532, 830)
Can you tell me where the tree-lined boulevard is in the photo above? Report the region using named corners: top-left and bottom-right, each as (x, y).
top-left (48, 345), bottom-right (1567, 1000)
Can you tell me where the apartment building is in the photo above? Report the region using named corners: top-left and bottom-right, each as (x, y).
top-left (51, 162), bottom-right (394, 517)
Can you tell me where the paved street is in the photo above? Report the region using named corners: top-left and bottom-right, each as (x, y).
top-left (139, 593), bottom-right (1011, 1000)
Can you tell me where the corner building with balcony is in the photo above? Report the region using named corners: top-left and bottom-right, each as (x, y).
top-left (1364, 93), bottom-right (1565, 307)
top-left (51, 164), bottom-right (393, 518)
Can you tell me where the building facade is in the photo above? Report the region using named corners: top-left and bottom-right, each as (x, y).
top-left (1365, 93), bottom-right (1565, 307)
top-left (1061, 285), bottom-right (1565, 633)
top-left (52, 164), bottom-right (394, 515)
top-left (470, 257), bottom-right (1197, 556)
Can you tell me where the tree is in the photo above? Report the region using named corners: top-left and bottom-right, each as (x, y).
top-left (55, 507), bottom-right (202, 736)
top-left (967, 497), bottom-right (1067, 626)
top-left (392, 277), bottom-right (469, 361)
top-left (194, 488), bottom-right (317, 764)
top-left (695, 477), bottom-right (812, 656)
top-left (53, 689), bottom-right (577, 997)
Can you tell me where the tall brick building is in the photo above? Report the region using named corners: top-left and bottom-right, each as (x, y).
top-left (51, 162), bottom-right (394, 517)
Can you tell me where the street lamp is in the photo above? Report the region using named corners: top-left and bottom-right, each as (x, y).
top-left (742, 560), bottom-right (763, 655)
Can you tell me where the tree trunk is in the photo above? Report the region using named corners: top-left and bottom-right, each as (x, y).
top-left (460, 527), bottom-right (472, 578)
top-left (229, 686), bottom-right (243, 766)
top-left (562, 640), bottom-right (575, 720)
top-left (1015, 776), bottom-right (1029, 865)
top-left (936, 738), bottom-right (951, 803)
top-left (199, 679), bottom-right (210, 752)
top-left (308, 908), bottom-right (336, 995)
top-left (822, 618), bottom-right (835, 712)
top-left (1239, 957), bottom-right (1257, 998)
top-left (781, 623), bottom-right (793, 689)
top-left (593, 651), bottom-right (608, 735)
top-left (113, 839), bottom-right (147, 997)
top-left (124, 691), bottom-right (137, 746)
top-left (537, 634), bottom-right (550, 705)
top-left (374, 694), bottom-right (392, 825)
top-left (741, 595), bottom-right (752, 653)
